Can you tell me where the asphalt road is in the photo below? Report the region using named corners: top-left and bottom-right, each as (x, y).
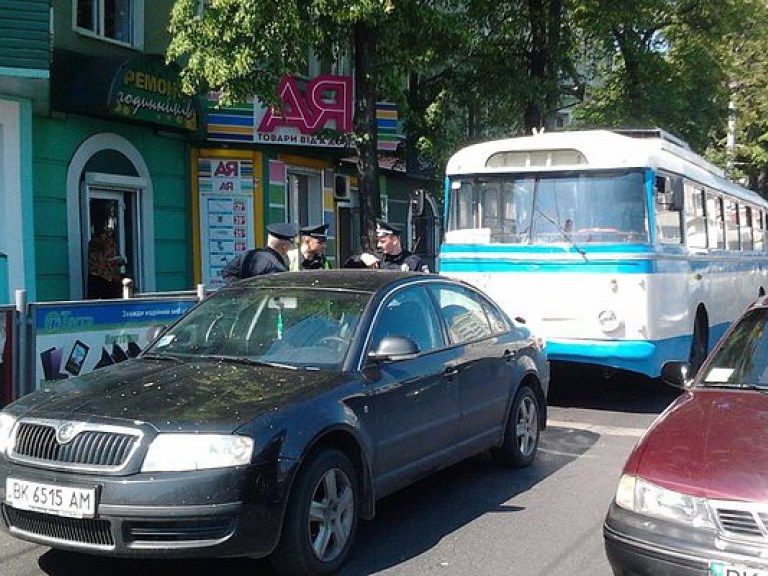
top-left (0, 364), bottom-right (680, 576)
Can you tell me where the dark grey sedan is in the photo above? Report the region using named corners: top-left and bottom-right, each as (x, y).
top-left (0, 271), bottom-right (549, 575)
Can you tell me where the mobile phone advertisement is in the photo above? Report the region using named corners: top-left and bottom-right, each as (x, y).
top-left (32, 299), bottom-right (197, 389)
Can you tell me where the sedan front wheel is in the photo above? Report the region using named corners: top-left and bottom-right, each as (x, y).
top-left (492, 384), bottom-right (540, 468)
top-left (270, 449), bottom-right (359, 576)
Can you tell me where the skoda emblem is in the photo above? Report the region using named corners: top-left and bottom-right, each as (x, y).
top-left (56, 422), bottom-right (77, 444)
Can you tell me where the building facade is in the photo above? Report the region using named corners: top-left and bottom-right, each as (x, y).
top-left (1, 0), bottom-right (439, 304)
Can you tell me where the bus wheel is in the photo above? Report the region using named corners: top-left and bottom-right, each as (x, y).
top-left (689, 311), bottom-right (709, 375)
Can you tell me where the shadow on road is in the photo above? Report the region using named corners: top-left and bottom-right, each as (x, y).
top-left (548, 361), bottom-right (680, 414)
top-left (36, 425), bottom-right (600, 576)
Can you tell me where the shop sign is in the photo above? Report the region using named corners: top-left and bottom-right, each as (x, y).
top-left (254, 75), bottom-right (353, 147)
top-left (109, 56), bottom-right (199, 131)
top-left (198, 158), bottom-right (256, 290)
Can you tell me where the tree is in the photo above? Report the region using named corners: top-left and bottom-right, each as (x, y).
top-left (168, 0), bottom-right (409, 250)
top-left (570, 0), bottom-right (741, 153)
top-left (401, 0), bottom-right (578, 178)
top-left (707, 0), bottom-right (768, 196)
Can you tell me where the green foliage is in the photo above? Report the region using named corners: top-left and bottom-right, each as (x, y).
top-left (167, 0), bottom-right (768, 197)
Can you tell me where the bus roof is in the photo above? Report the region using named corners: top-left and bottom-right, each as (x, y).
top-left (446, 129), bottom-right (767, 208)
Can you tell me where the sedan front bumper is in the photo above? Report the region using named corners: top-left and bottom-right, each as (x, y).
top-left (603, 502), bottom-right (768, 576)
top-left (0, 460), bottom-right (288, 559)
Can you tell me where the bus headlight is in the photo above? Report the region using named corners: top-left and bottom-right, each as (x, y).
top-left (598, 310), bottom-right (624, 333)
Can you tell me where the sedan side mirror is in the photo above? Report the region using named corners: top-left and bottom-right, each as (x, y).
top-left (661, 361), bottom-right (694, 390)
top-left (368, 335), bottom-right (420, 363)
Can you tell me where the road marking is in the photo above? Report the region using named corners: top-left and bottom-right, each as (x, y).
top-left (548, 419), bottom-right (647, 438)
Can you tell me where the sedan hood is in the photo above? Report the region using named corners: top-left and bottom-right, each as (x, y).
top-left (632, 389), bottom-right (768, 501)
top-left (10, 357), bottom-right (347, 431)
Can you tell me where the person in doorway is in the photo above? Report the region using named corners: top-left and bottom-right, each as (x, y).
top-left (221, 222), bottom-right (299, 282)
top-left (87, 226), bottom-right (126, 299)
top-left (288, 224), bottom-right (332, 271)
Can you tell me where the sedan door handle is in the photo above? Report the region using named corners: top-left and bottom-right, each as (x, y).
top-left (444, 366), bottom-right (459, 378)
top-left (503, 349), bottom-right (517, 362)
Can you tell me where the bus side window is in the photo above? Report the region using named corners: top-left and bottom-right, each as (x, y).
top-left (685, 184), bottom-right (707, 249)
top-left (654, 176), bottom-right (682, 244)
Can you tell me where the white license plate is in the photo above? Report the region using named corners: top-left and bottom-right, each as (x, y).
top-left (5, 477), bottom-right (97, 518)
top-left (710, 561), bottom-right (768, 576)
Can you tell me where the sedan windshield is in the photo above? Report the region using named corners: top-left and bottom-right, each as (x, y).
top-left (147, 287), bottom-right (369, 369)
top-left (701, 308), bottom-right (768, 389)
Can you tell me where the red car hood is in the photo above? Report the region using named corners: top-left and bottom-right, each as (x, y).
top-left (629, 389), bottom-right (768, 501)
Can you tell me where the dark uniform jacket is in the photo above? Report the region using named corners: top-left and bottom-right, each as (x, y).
top-left (379, 249), bottom-right (430, 272)
top-left (222, 247), bottom-right (288, 282)
top-left (300, 255), bottom-right (331, 270)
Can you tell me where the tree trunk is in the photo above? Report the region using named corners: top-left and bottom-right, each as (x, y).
top-left (354, 21), bottom-right (381, 252)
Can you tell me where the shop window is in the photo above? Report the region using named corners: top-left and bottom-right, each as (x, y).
top-left (75, 0), bottom-right (143, 47)
top-left (287, 170), bottom-right (323, 227)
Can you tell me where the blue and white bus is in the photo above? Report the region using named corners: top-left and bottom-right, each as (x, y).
top-left (438, 129), bottom-right (768, 378)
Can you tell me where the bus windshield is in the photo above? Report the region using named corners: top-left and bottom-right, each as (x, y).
top-left (445, 170), bottom-right (648, 245)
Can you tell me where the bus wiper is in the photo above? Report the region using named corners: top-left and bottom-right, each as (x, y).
top-left (534, 208), bottom-right (588, 261)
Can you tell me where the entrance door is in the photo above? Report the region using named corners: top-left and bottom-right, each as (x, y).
top-left (83, 188), bottom-right (139, 298)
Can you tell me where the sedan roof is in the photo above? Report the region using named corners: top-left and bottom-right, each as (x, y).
top-left (228, 270), bottom-right (436, 293)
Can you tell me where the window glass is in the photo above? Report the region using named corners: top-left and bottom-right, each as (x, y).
top-left (685, 185), bottom-right (707, 248)
top-left (754, 209), bottom-right (765, 252)
top-left (654, 177), bottom-right (682, 244)
top-left (702, 309), bottom-right (768, 387)
top-left (725, 199), bottom-right (740, 250)
top-left (741, 205), bottom-right (753, 251)
top-left (531, 171), bottom-right (647, 244)
top-left (706, 193), bottom-right (725, 249)
top-left (76, 0), bottom-right (136, 45)
top-left (481, 298), bottom-right (508, 335)
top-left (428, 285), bottom-right (494, 345)
top-left (369, 287), bottom-right (443, 353)
top-left (448, 170), bottom-right (647, 245)
top-left (150, 287), bottom-right (368, 369)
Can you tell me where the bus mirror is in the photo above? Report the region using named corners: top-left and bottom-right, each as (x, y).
top-left (671, 178), bottom-right (684, 211)
top-left (410, 189), bottom-right (425, 217)
top-left (672, 187), bottom-right (684, 211)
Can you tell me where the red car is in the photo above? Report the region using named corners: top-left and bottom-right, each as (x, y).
top-left (604, 295), bottom-right (768, 576)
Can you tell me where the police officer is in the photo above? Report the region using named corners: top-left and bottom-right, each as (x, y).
top-left (288, 223), bottom-right (332, 270)
top-left (221, 222), bottom-right (299, 282)
top-left (374, 220), bottom-right (429, 271)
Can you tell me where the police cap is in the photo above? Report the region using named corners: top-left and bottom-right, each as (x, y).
top-left (376, 219), bottom-right (403, 237)
top-left (301, 223), bottom-right (329, 240)
top-left (266, 222), bottom-right (299, 241)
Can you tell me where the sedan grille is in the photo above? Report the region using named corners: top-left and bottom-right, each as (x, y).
top-left (715, 504), bottom-right (768, 541)
top-left (3, 506), bottom-right (114, 548)
top-left (11, 421), bottom-right (140, 470)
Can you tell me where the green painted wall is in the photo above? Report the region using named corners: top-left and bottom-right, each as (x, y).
top-left (0, 0), bottom-right (50, 71)
top-left (32, 114), bottom-right (192, 301)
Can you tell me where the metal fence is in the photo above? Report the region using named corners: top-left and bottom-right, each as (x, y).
top-left (2, 286), bottom-right (206, 406)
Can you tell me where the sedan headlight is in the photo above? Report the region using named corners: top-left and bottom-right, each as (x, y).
top-left (615, 474), bottom-right (715, 529)
top-left (142, 434), bottom-right (254, 472)
top-left (0, 412), bottom-right (17, 456)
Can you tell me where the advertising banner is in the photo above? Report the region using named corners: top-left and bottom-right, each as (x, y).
top-left (198, 157), bottom-right (256, 290)
top-left (32, 298), bottom-right (197, 390)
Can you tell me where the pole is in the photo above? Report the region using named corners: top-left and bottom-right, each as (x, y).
top-left (14, 289), bottom-right (27, 399)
